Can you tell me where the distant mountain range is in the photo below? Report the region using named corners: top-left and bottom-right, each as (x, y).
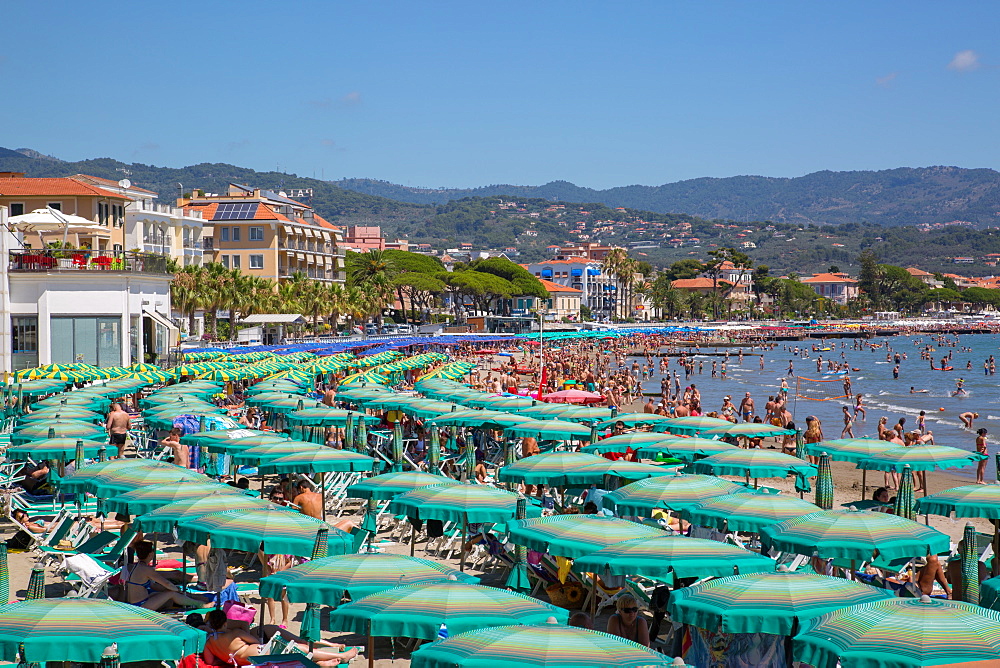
top-left (336, 166), bottom-right (1000, 228)
top-left (3, 147), bottom-right (1000, 229)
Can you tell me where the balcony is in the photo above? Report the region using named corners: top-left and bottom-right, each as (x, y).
top-left (9, 249), bottom-right (171, 275)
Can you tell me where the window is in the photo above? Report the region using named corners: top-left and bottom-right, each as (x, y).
top-left (231, 255), bottom-right (241, 269)
top-left (47, 202), bottom-right (62, 211)
top-left (221, 255), bottom-right (229, 268)
top-left (232, 227), bottom-right (241, 242)
top-left (50, 316), bottom-right (121, 366)
top-left (11, 316), bottom-right (38, 370)
top-left (249, 254), bottom-right (264, 269)
top-left (220, 227), bottom-right (230, 242)
top-left (249, 226), bottom-right (264, 241)
top-left (9, 203), bottom-right (24, 217)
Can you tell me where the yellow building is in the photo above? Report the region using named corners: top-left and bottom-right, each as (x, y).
top-left (183, 184), bottom-right (345, 283)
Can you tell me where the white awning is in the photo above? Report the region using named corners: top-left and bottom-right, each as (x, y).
top-left (143, 309), bottom-right (179, 346)
top-left (282, 225), bottom-right (295, 236)
top-left (241, 314), bottom-right (306, 324)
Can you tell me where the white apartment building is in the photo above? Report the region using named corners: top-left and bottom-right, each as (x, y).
top-left (523, 257), bottom-right (616, 319)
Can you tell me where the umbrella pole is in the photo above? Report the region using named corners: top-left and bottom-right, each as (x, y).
top-left (590, 572), bottom-right (597, 616)
top-left (460, 517), bottom-right (467, 572)
top-left (410, 522), bottom-right (416, 557)
top-left (861, 469), bottom-right (867, 502)
top-left (321, 472), bottom-right (326, 522)
top-left (368, 620), bottom-right (375, 668)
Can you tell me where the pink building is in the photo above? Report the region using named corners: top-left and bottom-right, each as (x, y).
top-left (342, 225), bottom-right (385, 251)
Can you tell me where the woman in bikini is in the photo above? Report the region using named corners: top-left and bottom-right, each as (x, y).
top-left (124, 541), bottom-right (205, 611)
top-left (203, 608), bottom-right (357, 667)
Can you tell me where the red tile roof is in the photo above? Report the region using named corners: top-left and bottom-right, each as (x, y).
top-left (0, 176), bottom-right (131, 200)
top-left (801, 273), bottom-right (858, 284)
top-left (905, 267), bottom-right (934, 277)
top-left (672, 278), bottom-right (732, 289)
top-left (71, 174), bottom-right (157, 195)
top-left (539, 279), bottom-right (582, 294)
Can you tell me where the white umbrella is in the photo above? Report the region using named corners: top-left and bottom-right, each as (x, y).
top-left (9, 207), bottom-right (109, 247)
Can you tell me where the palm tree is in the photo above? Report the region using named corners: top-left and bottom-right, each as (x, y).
top-left (170, 265), bottom-right (205, 335)
top-left (198, 263), bottom-right (231, 340)
top-left (326, 283), bottom-right (346, 334)
top-left (600, 248), bottom-right (629, 320)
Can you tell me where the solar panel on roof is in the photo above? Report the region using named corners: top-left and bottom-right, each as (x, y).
top-left (214, 202), bottom-right (259, 220)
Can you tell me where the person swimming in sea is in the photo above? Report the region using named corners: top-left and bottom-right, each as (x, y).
top-left (953, 378), bottom-right (968, 397)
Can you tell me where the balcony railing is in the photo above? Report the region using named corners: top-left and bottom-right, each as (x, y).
top-left (10, 250), bottom-right (171, 275)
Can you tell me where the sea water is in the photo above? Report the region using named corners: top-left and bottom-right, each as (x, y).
top-left (630, 332), bottom-right (1000, 480)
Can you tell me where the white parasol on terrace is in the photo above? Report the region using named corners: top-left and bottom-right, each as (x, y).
top-left (9, 207), bottom-right (110, 248)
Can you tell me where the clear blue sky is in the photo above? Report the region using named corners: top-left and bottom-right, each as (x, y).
top-left (3, 1), bottom-right (998, 189)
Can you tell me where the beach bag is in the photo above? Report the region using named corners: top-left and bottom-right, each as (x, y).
top-left (545, 582), bottom-right (584, 609)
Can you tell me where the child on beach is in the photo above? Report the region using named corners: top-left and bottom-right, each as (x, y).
top-left (976, 428), bottom-right (989, 484)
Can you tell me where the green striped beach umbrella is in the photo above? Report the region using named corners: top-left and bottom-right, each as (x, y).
top-left (179, 429), bottom-right (289, 453)
top-left (396, 399), bottom-right (461, 420)
top-left (793, 597), bottom-right (1000, 668)
top-left (410, 623), bottom-right (672, 668)
top-left (141, 393), bottom-right (215, 408)
top-left (574, 535), bottom-right (775, 581)
top-left (598, 460), bottom-right (677, 480)
top-left (894, 464), bottom-right (916, 520)
top-left (594, 412), bottom-right (673, 429)
top-left (550, 405), bottom-right (616, 423)
top-left (962, 522), bottom-right (980, 605)
top-left (603, 475), bottom-right (745, 515)
top-left (506, 514), bottom-right (663, 559)
top-left (503, 419), bottom-right (592, 441)
top-left (32, 395), bottom-right (110, 412)
top-left (176, 507), bottom-right (352, 558)
top-left (346, 471), bottom-right (459, 501)
top-left (11, 421), bottom-right (107, 445)
top-left (690, 449), bottom-right (817, 480)
top-left (390, 484), bottom-right (526, 524)
top-left (857, 445), bottom-right (987, 473)
top-left (285, 407), bottom-right (380, 427)
top-left (760, 508), bottom-right (950, 562)
top-left (700, 423), bottom-right (796, 439)
top-left (580, 432), bottom-right (671, 453)
top-left (517, 403), bottom-right (574, 419)
top-left (19, 407), bottom-right (103, 421)
top-left (0, 598), bottom-right (205, 663)
top-left (244, 391), bottom-right (304, 407)
top-left (24, 566), bottom-right (44, 600)
top-left (103, 482), bottom-right (244, 516)
top-left (5, 438), bottom-right (105, 462)
top-left (682, 493), bottom-right (820, 533)
top-left (635, 437), bottom-right (739, 463)
top-left (327, 582), bottom-right (567, 640)
top-left (497, 451), bottom-right (613, 486)
top-left (426, 409), bottom-right (531, 430)
top-left (656, 416), bottom-right (731, 436)
top-left (917, 484), bottom-right (1000, 518)
top-left (57, 459), bottom-right (167, 493)
top-left (135, 494), bottom-right (272, 533)
top-left (803, 438), bottom-right (899, 463)
top-left (668, 571), bottom-right (892, 636)
top-left (231, 441), bottom-right (324, 466)
top-left (483, 397), bottom-right (537, 411)
top-left (816, 452), bottom-right (834, 510)
top-left (86, 467), bottom-right (206, 498)
top-left (257, 448), bottom-right (377, 474)
top-left (260, 553), bottom-right (477, 604)
top-left (256, 397), bottom-right (323, 415)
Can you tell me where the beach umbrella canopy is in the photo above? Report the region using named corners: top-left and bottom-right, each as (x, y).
top-left (257, 448), bottom-right (377, 474)
top-left (0, 598), bottom-right (204, 663)
top-left (497, 452), bottom-right (615, 486)
top-left (260, 553), bottom-right (477, 604)
top-left (603, 475), bottom-right (745, 515)
top-left (391, 484), bottom-right (527, 524)
top-left (517, 403), bottom-right (575, 419)
top-left (580, 432), bottom-right (672, 454)
top-left (656, 416), bottom-right (731, 436)
top-left (549, 405), bottom-right (616, 423)
top-left (346, 471), bottom-right (460, 500)
top-left (410, 623), bottom-right (673, 668)
top-left (18, 406), bottom-right (102, 421)
top-left (5, 438), bottom-right (105, 461)
top-left (285, 407), bottom-right (381, 427)
top-left (760, 508), bottom-right (950, 561)
top-left (700, 423), bottom-right (795, 439)
top-left (11, 420), bottom-right (107, 445)
top-left (574, 535), bottom-right (775, 581)
top-left (668, 571), bottom-right (892, 636)
top-left (86, 466), bottom-right (206, 498)
top-left (506, 514), bottom-right (664, 559)
top-left (176, 507), bottom-right (352, 558)
top-left (32, 395), bottom-right (110, 412)
top-left (597, 460), bottom-right (678, 480)
top-left (690, 449), bottom-right (817, 479)
top-left (793, 596), bottom-right (1000, 668)
top-left (427, 409), bottom-right (532, 430)
top-left (179, 429), bottom-right (290, 453)
top-left (917, 484), bottom-right (1000, 518)
top-left (135, 493), bottom-right (273, 533)
top-left (636, 437), bottom-right (739, 463)
top-left (503, 419), bottom-right (592, 441)
top-left (541, 389), bottom-right (605, 404)
top-left (396, 399), bottom-right (462, 420)
top-left (327, 582), bottom-right (567, 640)
top-left (256, 397), bottom-right (323, 414)
top-left (57, 459), bottom-right (169, 492)
top-left (103, 482), bottom-right (244, 516)
top-left (682, 493), bottom-right (820, 533)
top-left (594, 413), bottom-right (673, 429)
top-left (803, 438), bottom-right (900, 463)
top-left (231, 441), bottom-right (326, 466)
top-left (484, 397), bottom-right (537, 411)
top-left (856, 445), bottom-right (987, 472)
